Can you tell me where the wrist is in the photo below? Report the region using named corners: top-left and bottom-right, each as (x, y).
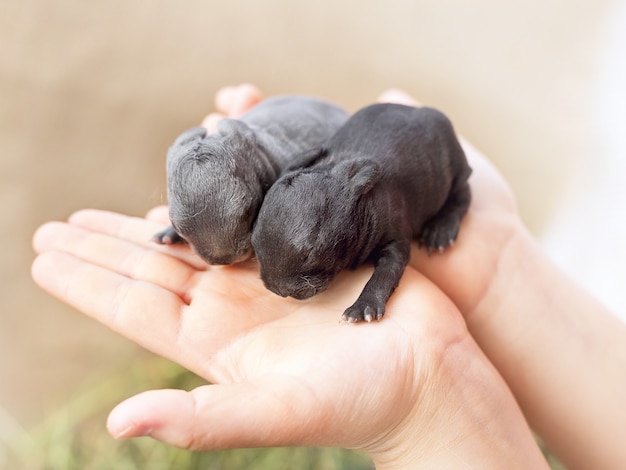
top-left (469, 220), bottom-right (537, 326)
top-left (367, 327), bottom-right (547, 469)
top-left (463, 216), bottom-right (626, 468)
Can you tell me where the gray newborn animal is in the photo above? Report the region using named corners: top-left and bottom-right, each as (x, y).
top-left (153, 96), bottom-right (348, 265)
top-left (251, 103), bottom-right (472, 322)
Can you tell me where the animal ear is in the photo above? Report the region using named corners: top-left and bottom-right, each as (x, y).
top-left (216, 118), bottom-right (256, 141)
top-left (282, 147), bottom-right (328, 174)
top-left (167, 127), bottom-right (207, 170)
top-left (333, 159), bottom-right (381, 195)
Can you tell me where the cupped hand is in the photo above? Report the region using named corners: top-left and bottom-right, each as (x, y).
top-left (29, 85), bottom-right (542, 466)
top-left (31, 207), bottom-right (473, 461)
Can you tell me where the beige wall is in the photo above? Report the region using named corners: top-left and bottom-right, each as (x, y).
top-left (0, 0), bottom-right (619, 424)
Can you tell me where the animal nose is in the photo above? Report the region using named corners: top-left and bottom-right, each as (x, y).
top-left (288, 286), bottom-right (317, 300)
top-left (271, 285), bottom-right (290, 298)
top-left (265, 279), bottom-right (318, 299)
top-left (232, 247), bottom-right (253, 263)
top-left (267, 283), bottom-right (298, 298)
top-left (194, 249), bottom-right (235, 266)
top-left (208, 255), bottom-right (236, 266)
top-left (196, 245), bottom-right (253, 266)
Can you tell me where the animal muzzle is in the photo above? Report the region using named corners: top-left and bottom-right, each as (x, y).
top-left (195, 246), bottom-right (253, 266)
top-left (267, 280), bottom-right (325, 300)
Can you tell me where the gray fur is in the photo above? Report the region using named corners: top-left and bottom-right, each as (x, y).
top-left (251, 103), bottom-right (472, 322)
top-left (154, 96), bottom-right (349, 265)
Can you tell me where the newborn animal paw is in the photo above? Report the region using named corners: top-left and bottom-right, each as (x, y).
top-left (342, 299), bottom-right (386, 323)
top-left (417, 220), bottom-right (459, 253)
top-left (152, 226), bottom-right (187, 245)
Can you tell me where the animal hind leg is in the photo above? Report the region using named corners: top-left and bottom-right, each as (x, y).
top-left (418, 179), bottom-right (471, 253)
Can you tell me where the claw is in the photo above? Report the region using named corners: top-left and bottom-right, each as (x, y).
top-left (364, 305), bottom-right (376, 323)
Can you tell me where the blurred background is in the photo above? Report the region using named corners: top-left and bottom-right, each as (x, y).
top-left (1, 0), bottom-right (625, 468)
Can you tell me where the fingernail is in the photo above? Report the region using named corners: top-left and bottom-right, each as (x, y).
top-left (110, 425), bottom-right (134, 440)
top-left (108, 421), bottom-right (152, 440)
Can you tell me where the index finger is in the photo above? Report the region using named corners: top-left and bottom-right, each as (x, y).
top-left (31, 250), bottom-right (187, 364)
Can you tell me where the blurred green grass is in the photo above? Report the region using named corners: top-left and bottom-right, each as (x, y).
top-left (1, 355), bottom-right (565, 469)
top-left (1, 356), bottom-right (372, 470)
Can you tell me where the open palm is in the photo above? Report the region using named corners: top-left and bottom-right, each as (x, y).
top-left (32, 207), bottom-right (471, 454)
top-left (30, 86), bottom-right (533, 462)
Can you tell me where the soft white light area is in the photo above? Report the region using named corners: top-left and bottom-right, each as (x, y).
top-left (542, 1), bottom-right (626, 322)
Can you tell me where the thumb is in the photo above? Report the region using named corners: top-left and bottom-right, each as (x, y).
top-left (107, 381), bottom-right (322, 451)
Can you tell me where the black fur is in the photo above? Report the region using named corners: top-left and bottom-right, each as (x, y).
top-left (153, 96), bottom-right (348, 265)
top-left (251, 103), bottom-right (472, 322)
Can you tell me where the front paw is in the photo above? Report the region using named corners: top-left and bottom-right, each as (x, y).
top-left (418, 219), bottom-right (459, 253)
top-left (342, 299), bottom-right (386, 323)
top-left (152, 226), bottom-right (187, 245)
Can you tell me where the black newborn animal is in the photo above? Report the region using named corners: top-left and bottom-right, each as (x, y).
top-left (251, 103), bottom-right (472, 322)
top-left (153, 96), bottom-right (348, 265)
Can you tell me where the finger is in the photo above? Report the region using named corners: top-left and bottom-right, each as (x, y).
top-left (215, 83), bottom-right (263, 118)
top-left (200, 112), bottom-right (225, 133)
top-left (145, 205), bottom-right (170, 225)
top-left (32, 237), bottom-right (282, 378)
top-left (68, 209), bottom-right (165, 243)
top-left (107, 382), bottom-right (323, 451)
top-left (68, 209), bottom-right (207, 270)
top-left (31, 251), bottom-right (185, 359)
top-left (33, 221), bottom-right (199, 300)
top-left (377, 89), bottom-right (422, 107)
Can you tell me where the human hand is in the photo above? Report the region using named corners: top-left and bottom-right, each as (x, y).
top-left (30, 85), bottom-right (547, 467)
top-left (199, 83), bottom-right (263, 132)
top-left (380, 91), bottom-right (626, 470)
top-left (31, 207), bottom-right (545, 468)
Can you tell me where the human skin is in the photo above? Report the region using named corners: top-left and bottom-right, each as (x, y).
top-left (31, 208), bottom-right (547, 469)
top-left (32, 84), bottom-right (626, 469)
top-left (30, 85), bottom-right (550, 468)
